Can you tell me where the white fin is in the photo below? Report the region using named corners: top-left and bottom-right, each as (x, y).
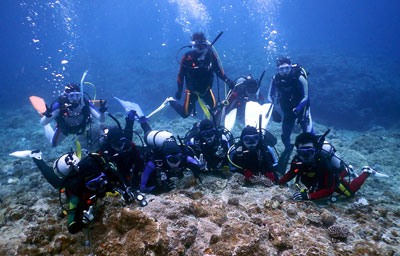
top-left (224, 108), bottom-right (237, 131)
top-left (147, 97), bottom-right (174, 119)
top-left (10, 150), bottom-right (34, 158)
top-left (114, 97), bottom-right (144, 117)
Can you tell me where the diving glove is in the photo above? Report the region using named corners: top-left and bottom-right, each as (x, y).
top-left (293, 191), bottom-right (310, 201)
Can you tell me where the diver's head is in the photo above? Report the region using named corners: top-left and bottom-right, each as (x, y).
top-left (276, 57), bottom-right (292, 77)
top-left (243, 76), bottom-right (259, 97)
top-left (163, 140), bottom-right (183, 168)
top-left (295, 132), bottom-right (318, 163)
top-left (53, 153), bottom-right (80, 178)
top-left (199, 119), bottom-right (217, 145)
top-left (240, 126), bottom-right (260, 151)
top-left (104, 126), bottom-right (130, 152)
top-left (64, 83), bottom-right (81, 104)
top-left (191, 32), bottom-right (209, 54)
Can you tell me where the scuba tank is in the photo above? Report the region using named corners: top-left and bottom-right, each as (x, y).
top-left (145, 130), bottom-right (174, 148)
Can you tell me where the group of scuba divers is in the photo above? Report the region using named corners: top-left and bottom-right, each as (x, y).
top-left (12, 32), bottom-right (389, 235)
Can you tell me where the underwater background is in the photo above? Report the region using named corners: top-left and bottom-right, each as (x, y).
top-left (2, 0), bottom-right (400, 129)
top-left (1, 0), bottom-right (400, 255)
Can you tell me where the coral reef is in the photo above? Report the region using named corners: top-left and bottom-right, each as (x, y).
top-left (0, 101), bottom-right (399, 255)
top-left (327, 224), bottom-right (350, 240)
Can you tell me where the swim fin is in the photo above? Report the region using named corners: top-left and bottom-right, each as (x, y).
top-left (10, 150), bottom-right (63, 189)
top-left (29, 96), bottom-right (46, 115)
top-left (362, 166), bottom-right (389, 178)
top-left (147, 97), bottom-right (174, 119)
top-left (224, 108), bottom-right (237, 131)
top-left (10, 150), bottom-right (41, 159)
top-left (114, 97), bottom-right (144, 117)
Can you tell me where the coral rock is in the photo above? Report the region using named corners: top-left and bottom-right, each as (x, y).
top-left (320, 210), bottom-right (336, 227)
top-left (327, 224), bottom-right (350, 239)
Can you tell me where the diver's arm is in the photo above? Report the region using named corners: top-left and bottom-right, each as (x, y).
top-left (177, 55), bottom-right (186, 92)
top-left (140, 162), bottom-right (157, 193)
top-left (267, 78), bottom-right (276, 104)
top-left (277, 161), bottom-right (298, 184)
top-left (294, 75), bottom-right (309, 113)
top-left (211, 50), bottom-right (229, 82)
top-left (89, 104), bottom-right (105, 122)
top-left (40, 108), bottom-right (59, 126)
top-left (124, 116), bottom-right (134, 142)
top-left (185, 156), bottom-right (203, 178)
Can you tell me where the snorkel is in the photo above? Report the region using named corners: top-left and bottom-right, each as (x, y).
top-left (80, 70), bottom-right (88, 105)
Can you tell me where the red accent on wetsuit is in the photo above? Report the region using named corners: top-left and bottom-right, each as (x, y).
top-left (339, 170), bottom-right (369, 194)
top-left (265, 172), bottom-right (276, 182)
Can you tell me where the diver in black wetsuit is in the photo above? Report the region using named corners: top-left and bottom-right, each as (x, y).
top-left (185, 119), bottom-right (232, 173)
top-left (268, 57), bottom-right (314, 150)
top-left (268, 57), bottom-right (314, 174)
top-left (170, 32), bottom-right (234, 118)
top-left (97, 110), bottom-right (150, 190)
top-left (30, 151), bottom-right (128, 234)
top-left (140, 140), bottom-right (204, 194)
top-left (229, 126), bottom-right (278, 184)
top-left (40, 83), bottom-right (107, 147)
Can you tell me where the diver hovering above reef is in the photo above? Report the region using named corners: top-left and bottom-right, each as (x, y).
top-left (216, 73), bottom-right (269, 131)
top-left (277, 131), bottom-right (389, 202)
top-left (268, 57), bottom-right (314, 173)
top-left (37, 83), bottom-right (107, 147)
top-left (170, 32), bottom-right (234, 119)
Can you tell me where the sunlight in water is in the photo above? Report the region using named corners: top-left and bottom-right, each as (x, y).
top-left (168, 0), bottom-right (211, 35)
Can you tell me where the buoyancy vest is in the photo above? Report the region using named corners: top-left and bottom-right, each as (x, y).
top-left (273, 64), bottom-right (308, 111)
top-left (55, 96), bottom-right (91, 135)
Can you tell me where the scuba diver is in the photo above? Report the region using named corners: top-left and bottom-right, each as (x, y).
top-left (11, 150), bottom-right (138, 234)
top-left (217, 74), bottom-right (266, 129)
top-left (185, 119), bottom-right (233, 174)
top-left (97, 110), bottom-right (149, 192)
top-left (170, 32), bottom-right (234, 118)
top-left (277, 132), bottom-right (389, 201)
top-left (267, 57), bottom-right (313, 173)
top-left (228, 126), bottom-right (278, 184)
top-left (40, 83), bottom-right (107, 147)
top-left (140, 135), bottom-right (205, 194)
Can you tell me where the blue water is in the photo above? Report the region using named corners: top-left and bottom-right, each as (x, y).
top-left (1, 0), bottom-right (400, 128)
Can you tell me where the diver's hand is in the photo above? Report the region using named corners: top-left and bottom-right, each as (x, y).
top-left (293, 191), bottom-right (309, 201)
top-left (42, 104), bottom-right (52, 118)
top-left (138, 116), bottom-right (148, 124)
top-left (162, 180), bottom-right (175, 191)
top-left (292, 108), bottom-right (298, 116)
top-left (175, 90), bottom-right (182, 100)
top-left (127, 110), bottom-right (137, 121)
top-left (215, 146), bottom-right (226, 158)
top-left (195, 154), bottom-right (208, 171)
top-left (99, 99), bottom-right (108, 114)
top-left (244, 169), bottom-right (255, 183)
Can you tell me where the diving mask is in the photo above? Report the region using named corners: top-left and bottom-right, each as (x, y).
top-left (278, 64), bottom-right (292, 76)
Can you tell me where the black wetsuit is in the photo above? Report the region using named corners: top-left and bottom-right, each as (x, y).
top-left (187, 133), bottom-right (229, 171)
top-left (171, 49), bottom-right (229, 118)
top-left (231, 143), bottom-right (277, 182)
